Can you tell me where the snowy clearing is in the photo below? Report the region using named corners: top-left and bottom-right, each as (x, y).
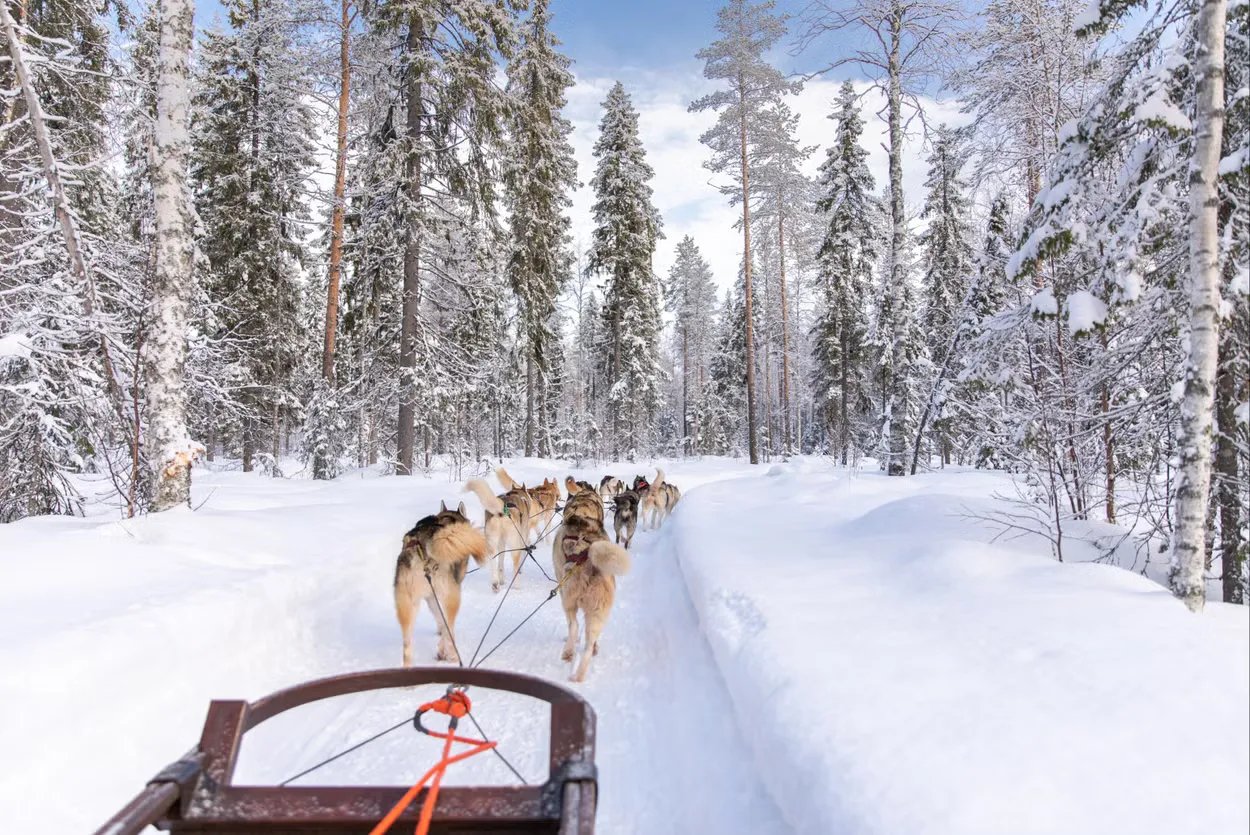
top-left (1, 458), bottom-right (1246, 835)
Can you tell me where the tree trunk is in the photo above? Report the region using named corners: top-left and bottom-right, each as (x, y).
top-left (525, 349), bottom-right (535, 456)
top-left (322, 0), bottom-right (351, 385)
top-left (1171, 0), bottom-right (1226, 613)
top-left (840, 326), bottom-right (849, 465)
top-left (143, 0), bottom-right (197, 510)
top-left (778, 188), bottom-right (792, 454)
top-left (738, 69), bottom-right (758, 465)
top-left (1102, 329), bottom-right (1115, 523)
top-left (397, 15), bottom-right (423, 476)
top-left (886, 6), bottom-right (907, 476)
top-left (1216, 330), bottom-right (1243, 603)
top-left (682, 325), bottom-right (689, 455)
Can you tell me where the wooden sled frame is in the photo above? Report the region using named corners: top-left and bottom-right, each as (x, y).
top-left (95, 668), bottom-right (597, 834)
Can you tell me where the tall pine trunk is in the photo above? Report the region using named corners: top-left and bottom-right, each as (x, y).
top-left (525, 350), bottom-right (535, 456)
top-left (682, 325), bottom-right (690, 455)
top-left (397, 15), bottom-right (423, 475)
top-left (738, 68), bottom-right (758, 465)
top-left (885, 4), bottom-right (907, 476)
top-left (145, 0), bottom-right (196, 510)
top-left (322, 0), bottom-right (351, 384)
top-left (1170, 0), bottom-right (1227, 613)
top-left (778, 187), bottom-right (792, 454)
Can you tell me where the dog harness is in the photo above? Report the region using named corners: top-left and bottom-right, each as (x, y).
top-left (564, 535), bottom-right (590, 566)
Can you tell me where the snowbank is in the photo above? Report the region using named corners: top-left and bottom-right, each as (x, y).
top-left (670, 463), bottom-right (1249, 835)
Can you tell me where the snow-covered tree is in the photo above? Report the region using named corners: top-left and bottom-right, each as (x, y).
top-left (505, 0), bottom-right (577, 456)
top-left (587, 81), bottom-right (664, 456)
top-left (811, 82), bottom-right (880, 463)
top-left (664, 236), bottom-right (720, 453)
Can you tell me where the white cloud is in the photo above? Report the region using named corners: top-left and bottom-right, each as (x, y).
top-left (565, 67), bottom-right (968, 295)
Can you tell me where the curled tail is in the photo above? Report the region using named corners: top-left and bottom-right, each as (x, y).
top-left (496, 466), bottom-right (520, 491)
top-left (652, 467), bottom-right (666, 493)
top-left (589, 540), bottom-right (631, 576)
top-left (463, 478), bottom-right (504, 515)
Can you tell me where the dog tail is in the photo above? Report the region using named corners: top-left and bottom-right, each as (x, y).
top-left (588, 540), bottom-right (631, 576)
top-left (652, 467), bottom-right (666, 492)
top-left (496, 466), bottom-right (520, 491)
top-left (565, 475), bottom-right (581, 495)
top-left (463, 478), bottom-right (504, 515)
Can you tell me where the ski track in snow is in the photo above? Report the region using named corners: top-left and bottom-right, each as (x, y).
top-left (0, 459), bottom-right (790, 834)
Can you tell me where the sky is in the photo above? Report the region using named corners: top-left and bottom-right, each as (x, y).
top-left (191, 0), bottom-right (968, 294)
top-left (546, 0), bottom-right (966, 292)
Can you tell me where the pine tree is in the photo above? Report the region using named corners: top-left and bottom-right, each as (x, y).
top-left (798, 0), bottom-right (964, 474)
top-left (191, 0), bottom-right (318, 473)
top-left (663, 236), bottom-right (719, 454)
top-left (587, 81), bottom-right (664, 457)
top-left (811, 82), bottom-right (879, 464)
top-left (918, 125), bottom-right (973, 465)
top-left (505, 0), bottom-right (578, 456)
top-left (691, 0), bottom-right (799, 465)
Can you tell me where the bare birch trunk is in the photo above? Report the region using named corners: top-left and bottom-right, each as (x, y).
top-left (886, 5), bottom-right (907, 476)
top-left (145, 0), bottom-right (196, 510)
top-left (738, 69), bottom-right (758, 465)
top-left (1171, 0), bottom-right (1226, 613)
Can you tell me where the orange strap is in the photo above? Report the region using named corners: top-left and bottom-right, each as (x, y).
top-left (368, 690), bottom-right (497, 835)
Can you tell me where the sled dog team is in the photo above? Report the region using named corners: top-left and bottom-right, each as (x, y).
top-left (393, 466), bottom-right (681, 682)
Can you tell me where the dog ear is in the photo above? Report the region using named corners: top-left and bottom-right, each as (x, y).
top-left (457, 501), bottom-right (466, 516)
top-left (440, 500), bottom-right (448, 512)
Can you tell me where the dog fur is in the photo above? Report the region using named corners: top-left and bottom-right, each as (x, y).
top-left (498, 467), bottom-right (560, 540)
top-left (551, 512), bottom-right (631, 682)
top-left (564, 476), bottom-right (605, 525)
top-left (640, 468), bottom-right (680, 529)
top-left (463, 478), bottom-right (534, 592)
top-left (393, 502), bottom-right (489, 665)
top-left (612, 490), bottom-right (639, 548)
top-left (599, 475), bottom-right (625, 500)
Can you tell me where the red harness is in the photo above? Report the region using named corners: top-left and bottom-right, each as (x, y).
top-left (564, 536), bottom-right (590, 566)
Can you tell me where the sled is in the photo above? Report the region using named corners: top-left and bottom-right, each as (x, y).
top-left (95, 667), bottom-right (597, 834)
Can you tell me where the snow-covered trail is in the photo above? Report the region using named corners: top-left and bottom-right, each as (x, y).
top-left (0, 458), bottom-right (790, 834)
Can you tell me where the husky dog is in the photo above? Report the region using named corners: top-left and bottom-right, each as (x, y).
top-left (564, 476), bottom-right (605, 525)
top-left (632, 474), bottom-right (652, 526)
top-left (612, 490), bottom-right (639, 548)
top-left (599, 475), bottom-right (625, 500)
top-left (393, 502), bottom-right (489, 665)
top-left (464, 478), bottom-right (534, 592)
top-left (552, 512), bottom-right (631, 682)
top-left (641, 468), bottom-right (681, 529)
top-left (497, 467), bottom-right (560, 539)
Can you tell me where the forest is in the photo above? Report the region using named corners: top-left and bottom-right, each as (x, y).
top-left (0, 0), bottom-right (1246, 607)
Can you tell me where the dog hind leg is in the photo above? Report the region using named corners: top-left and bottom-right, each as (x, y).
top-left (561, 601), bottom-right (579, 662)
top-left (395, 586), bottom-right (419, 668)
top-left (572, 608), bottom-right (609, 682)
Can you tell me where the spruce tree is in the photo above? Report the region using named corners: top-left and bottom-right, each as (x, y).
top-left (505, 0), bottom-right (578, 456)
top-left (587, 82), bottom-right (664, 457)
top-left (663, 236), bottom-right (719, 454)
top-left (811, 82), bottom-right (879, 464)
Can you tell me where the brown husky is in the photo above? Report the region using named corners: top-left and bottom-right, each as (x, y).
top-left (612, 490), bottom-right (639, 548)
top-left (393, 502), bottom-right (489, 666)
top-left (551, 512), bottom-right (631, 682)
top-left (463, 478), bottom-right (534, 592)
top-left (599, 475), bottom-right (625, 500)
top-left (498, 467), bottom-right (560, 539)
top-left (564, 476), bottom-right (605, 524)
top-left (641, 468), bottom-right (681, 529)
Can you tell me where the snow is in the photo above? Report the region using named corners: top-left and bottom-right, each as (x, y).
top-left (1219, 147), bottom-right (1247, 176)
top-left (1133, 88), bottom-right (1192, 133)
top-left (1029, 286), bottom-right (1058, 316)
top-left (1073, 0), bottom-right (1103, 32)
top-left (1064, 289), bottom-right (1107, 334)
top-left (2, 458), bottom-right (1246, 835)
top-left (0, 331), bottom-right (32, 362)
top-left (671, 463), bottom-right (1249, 835)
top-left (1232, 263), bottom-right (1249, 297)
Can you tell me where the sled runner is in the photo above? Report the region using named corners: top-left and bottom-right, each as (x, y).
top-left (95, 667), bottom-right (597, 835)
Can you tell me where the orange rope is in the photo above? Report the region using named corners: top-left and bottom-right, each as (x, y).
top-left (368, 690), bottom-right (496, 835)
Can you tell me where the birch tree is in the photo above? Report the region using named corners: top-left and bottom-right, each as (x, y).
top-left (797, 0), bottom-right (964, 474)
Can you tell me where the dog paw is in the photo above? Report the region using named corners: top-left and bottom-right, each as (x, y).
top-left (569, 672), bottom-right (585, 683)
top-left (592, 642), bottom-right (599, 656)
top-left (561, 648), bottom-right (574, 662)
top-left (491, 582), bottom-right (501, 593)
